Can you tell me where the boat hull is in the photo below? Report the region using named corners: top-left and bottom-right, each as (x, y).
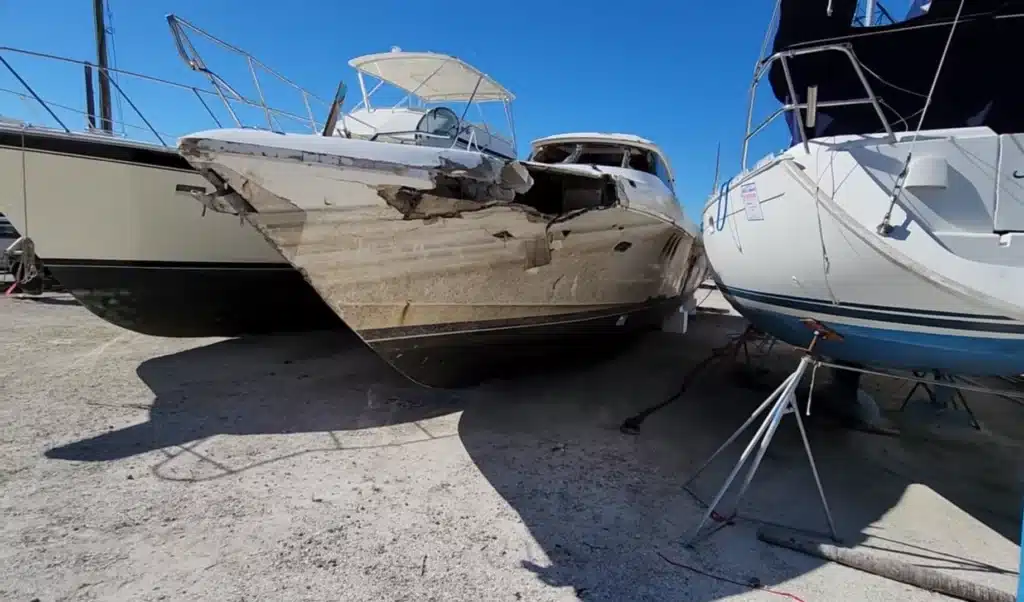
top-left (365, 297), bottom-right (685, 387)
top-left (40, 258), bottom-right (341, 337)
top-left (717, 283), bottom-right (1024, 376)
top-left (180, 133), bottom-right (705, 386)
top-left (0, 127), bottom-right (341, 336)
top-left (703, 132), bottom-right (1024, 377)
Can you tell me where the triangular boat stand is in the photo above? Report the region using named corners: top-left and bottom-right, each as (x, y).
top-left (681, 324), bottom-right (841, 546)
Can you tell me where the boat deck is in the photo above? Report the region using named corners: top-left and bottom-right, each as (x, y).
top-left (1, 291), bottom-right (1021, 601)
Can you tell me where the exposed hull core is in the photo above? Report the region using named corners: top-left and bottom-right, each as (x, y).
top-left (0, 126), bottom-right (341, 336)
top-left (180, 130), bottom-right (706, 387)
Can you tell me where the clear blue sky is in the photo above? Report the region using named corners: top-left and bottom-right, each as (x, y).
top-left (0, 0), bottom-right (902, 219)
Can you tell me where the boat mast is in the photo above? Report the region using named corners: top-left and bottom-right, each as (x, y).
top-left (92, 0), bottom-right (114, 133)
top-left (864, 0), bottom-right (876, 25)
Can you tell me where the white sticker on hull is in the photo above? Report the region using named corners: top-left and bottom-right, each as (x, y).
top-left (740, 183), bottom-right (764, 221)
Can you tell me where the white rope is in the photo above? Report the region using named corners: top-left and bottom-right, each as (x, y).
top-left (877, 0), bottom-right (965, 234)
top-left (756, 0), bottom-right (784, 69)
top-left (909, 0), bottom-right (965, 146)
top-left (814, 149), bottom-right (841, 304)
top-left (14, 127), bottom-right (39, 287)
top-left (858, 62), bottom-right (929, 100)
top-left (19, 127), bottom-right (28, 239)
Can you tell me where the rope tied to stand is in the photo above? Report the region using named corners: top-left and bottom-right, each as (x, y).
top-left (4, 126), bottom-right (40, 295)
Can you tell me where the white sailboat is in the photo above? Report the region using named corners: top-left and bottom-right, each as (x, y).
top-left (702, 0), bottom-right (1024, 377)
top-left (177, 49), bottom-right (707, 387)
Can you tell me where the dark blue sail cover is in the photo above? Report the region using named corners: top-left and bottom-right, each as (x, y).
top-left (773, 0), bottom-right (1024, 145)
top-left (906, 0), bottom-right (931, 18)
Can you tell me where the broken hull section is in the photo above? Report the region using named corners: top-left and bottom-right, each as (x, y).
top-left (179, 130), bottom-right (704, 387)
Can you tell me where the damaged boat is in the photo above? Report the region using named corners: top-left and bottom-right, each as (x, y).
top-left (178, 50), bottom-right (706, 387)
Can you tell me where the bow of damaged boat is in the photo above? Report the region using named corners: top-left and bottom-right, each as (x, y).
top-left (178, 128), bottom-right (707, 387)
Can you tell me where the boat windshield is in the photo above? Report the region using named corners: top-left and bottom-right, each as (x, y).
top-left (529, 141), bottom-right (673, 189)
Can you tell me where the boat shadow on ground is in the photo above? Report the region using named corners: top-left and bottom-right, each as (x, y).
top-left (457, 312), bottom-right (1024, 600)
top-left (8, 293), bottom-right (79, 306)
top-left (42, 311), bottom-right (1024, 600)
top-left (44, 327), bottom-right (468, 464)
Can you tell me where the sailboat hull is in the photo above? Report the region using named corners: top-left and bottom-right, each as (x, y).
top-left (0, 127), bottom-right (341, 336)
top-left (704, 129), bottom-right (1024, 377)
top-left (717, 284), bottom-right (1024, 376)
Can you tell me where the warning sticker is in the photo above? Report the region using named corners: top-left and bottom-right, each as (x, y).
top-left (740, 182), bottom-right (764, 221)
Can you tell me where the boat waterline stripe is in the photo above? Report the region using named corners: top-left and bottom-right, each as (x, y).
top-left (720, 285), bottom-right (1024, 335)
top-left (0, 129), bottom-right (192, 172)
top-left (720, 284), bottom-right (1011, 321)
top-left (359, 297), bottom-right (680, 342)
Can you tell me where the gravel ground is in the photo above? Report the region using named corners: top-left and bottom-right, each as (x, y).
top-left (1, 290), bottom-right (1021, 601)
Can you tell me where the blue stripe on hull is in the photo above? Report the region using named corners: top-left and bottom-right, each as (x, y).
top-left (736, 303), bottom-right (1024, 376)
top-left (719, 284), bottom-right (1022, 332)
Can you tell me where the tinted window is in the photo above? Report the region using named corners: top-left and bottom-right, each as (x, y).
top-left (530, 143), bottom-right (574, 163)
top-left (652, 153), bottom-right (673, 190)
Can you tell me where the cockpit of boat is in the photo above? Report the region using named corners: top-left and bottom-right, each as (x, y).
top-left (334, 50), bottom-right (518, 160)
top-left (338, 105), bottom-right (516, 160)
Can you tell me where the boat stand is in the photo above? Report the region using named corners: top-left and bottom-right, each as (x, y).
top-left (680, 323), bottom-right (840, 547)
top-left (898, 370), bottom-right (981, 430)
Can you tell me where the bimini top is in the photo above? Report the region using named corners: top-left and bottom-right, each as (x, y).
top-left (530, 132), bottom-right (673, 180)
top-left (348, 50), bottom-right (514, 103)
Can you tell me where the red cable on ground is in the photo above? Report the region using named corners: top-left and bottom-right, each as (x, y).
top-left (657, 551), bottom-right (808, 602)
top-left (5, 258), bottom-right (24, 296)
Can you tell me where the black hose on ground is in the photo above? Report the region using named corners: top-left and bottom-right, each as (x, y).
top-left (757, 527), bottom-right (1014, 602)
top-left (619, 325), bottom-right (764, 434)
top-left (619, 347), bottom-right (728, 434)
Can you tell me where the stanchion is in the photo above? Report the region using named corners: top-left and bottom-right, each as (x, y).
top-left (680, 320), bottom-right (841, 546)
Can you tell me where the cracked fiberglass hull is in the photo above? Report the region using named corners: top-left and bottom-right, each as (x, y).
top-left (178, 131), bottom-right (706, 387)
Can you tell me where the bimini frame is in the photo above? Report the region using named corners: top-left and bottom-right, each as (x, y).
top-left (346, 49), bottom-right (517, 153)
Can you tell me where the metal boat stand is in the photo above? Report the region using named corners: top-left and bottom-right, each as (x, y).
top-left (680, 320), bottom-right (841, 547)
top-left (898, 370), bottom-right (981, 430)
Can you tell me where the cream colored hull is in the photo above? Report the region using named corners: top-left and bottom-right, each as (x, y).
top-left (0, 128), bottom-right (339, 335)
